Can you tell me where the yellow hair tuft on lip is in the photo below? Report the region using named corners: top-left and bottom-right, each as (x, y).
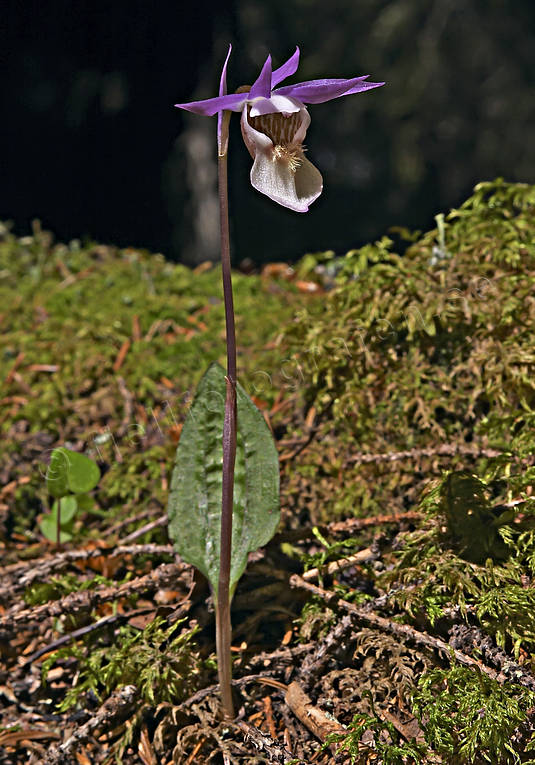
top-left (272, 145), bottom-right (302, 173)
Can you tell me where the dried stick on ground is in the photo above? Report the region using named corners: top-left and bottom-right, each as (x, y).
top-left (297, 614), bottom-right (354, 691)
top-left (285, 681), bottom-right (345, 746)
top-left (116, 375), bottom-right (135, 436)
top-left (236, 721), bottom-right (296, 764)
top-left (44, 684), bottom-right (138, 764)
top-left (1, 542), bottom-right (176, 594)
top-left (326, 511), bottom-right (421, 535)
top-left (290, 575), bottom-right (504, 684)
top-left (106, 503), bottom-right (163, 537)
top-left (449, 623), bottom-right (535, 692)
top-left (346, 443), bottom-right (503, 465)
top-left (177, 674), bottom-right (287, 711)
top-left (22, 595), bottom-right (193, 666)
top-left (302, 547), bottom-right (376, 582)
top-left (273, 511), bottom-right (421, 545)
top-left (0, 562), bottom-right (188, 636)
top-left (243, 642), bottom-right (314, 673)
top-left (121, 515), bottom-right (169, 543)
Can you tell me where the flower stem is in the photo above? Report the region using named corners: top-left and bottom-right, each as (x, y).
top-left (216, 110), bottom-right (236, 719)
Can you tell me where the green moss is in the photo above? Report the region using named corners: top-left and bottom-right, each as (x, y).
top-left (296, 599), bottom-right (336, 642)
top-left (42, 616), bottom-right (202, 710)
top-left (0, 225), bottom-right (299, 537)
top-left (324, 703), bottom-right (430, 764)
top-left (281, 179), bottom-right (535, 522)
top-left (0, 233), bottom-right (293, 435)
top-left (377, 462), bottom-right (535, 653)
top-left (3, 182), bottom-right (535, 761)
top-left (413, 665), bottom-right (535, 764)
top-left (323, 665), bottom-right (535, 764)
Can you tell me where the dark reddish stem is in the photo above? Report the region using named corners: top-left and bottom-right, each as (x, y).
top-left (215, 110), bottom-right (236, 719)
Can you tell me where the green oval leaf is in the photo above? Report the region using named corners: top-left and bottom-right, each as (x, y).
top-left (39, 515), bottom-right (73, 543)
top-left (46, 448), bottom-right (71, 498)
top-left (58, 495), bottom-right (78, 524)
top-left (167, 363), bottom-right (280, 599)
top-left (65, 451), bottom-right (101, 494)
top-left (46, 447), bottom-right (100, 497)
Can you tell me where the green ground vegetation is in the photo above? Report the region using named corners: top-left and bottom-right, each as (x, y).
top-left (1, 179), bottom-right (535, 763)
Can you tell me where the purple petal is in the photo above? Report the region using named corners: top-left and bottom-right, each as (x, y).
top-left (219, 44), bottom-right (232, 98)
top-left (175, 91), bottom-right (247, 116)
top-left (335, 79), bottom-right (385, 97)
top-left (275, 76), bottom-right (385, 104)
top-left (271, 47), bottom-right (300, 88)
top-left (249, 55), bottom-right (273, 99)
top-left (218, 44), bottom-right (233, 148)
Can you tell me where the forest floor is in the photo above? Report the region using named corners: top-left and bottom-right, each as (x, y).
top-left (1, 181), bottom-right (535, 764)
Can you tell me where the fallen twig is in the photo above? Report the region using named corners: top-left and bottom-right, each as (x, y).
top-left (0, 543), bottom-right (177, 599)
top-left (345, 442), bottom-right (533, 465)
top-left (326, 511), bottom-right (421, 534)
top-left (449, 623), bottom-right (535, 692)
top-left (116, 374), bottom-right (135, 435)
top-left (44, 684), bottom-right (138, 764)
top-left (22, 600), bottom-right (192, 666)
top-left (285, 681), bottom-right (345, 742)
top-left (106, 503), bottom-right (163, 537)
top-left (243, 642), bottom-right (314, 674)
top-left (0, 562), bottom-right (187, 635)
top-left (302, 547), bottom-right (376, 582)
top-left (113, 341), bottom-right (131, 373)
top-left (289, 575), bottom-right (503, 684)
top-left (275, 511), bottom-right (421, 544)
top-left (122, 515), bottom-right (169, 543)
top-left (0, 475), bottom-right (31, 498)
top-left (236, 721), bottom-right (296, 763)
top-left (177, 673), bottom-right (286, 711)
top-left (297, 614), bottom-right (354, 691)
top-left (4, 351), bottom-right (25, 385)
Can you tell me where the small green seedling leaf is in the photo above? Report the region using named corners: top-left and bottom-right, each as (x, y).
top-left (167, 363), bottom-right (280, 600)
top-left (46, 448), bottom-right (70, 498)
top-left (64, 451), bottom-right (100, 493)
top-left (39, 515), bottom-right (73, 543)
top-left (46, 447), bottom-right (100, 498)
top-left (52, 496), bottom-right (78, 524)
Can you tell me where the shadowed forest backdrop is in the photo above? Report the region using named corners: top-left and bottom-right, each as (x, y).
top-left (3, 0), bottom-right (535, 264)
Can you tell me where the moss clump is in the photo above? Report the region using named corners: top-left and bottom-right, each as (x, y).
top-left (281, 179), bottom-right (535, 523)
top-left (43, 616), bottom-right (202, 710)
top-left (24, 572), bottom-right (127, 606)
top-left (412, 665), bottom-right (535, 764)
top-left (0, 223), bottom-right (300, 540)
top-left (325, 665), bottom-right (535, 764)
top-left (377, 461), bottom-right (535, 654)
top-left (324, 709), bottom-right (429, 764)
top-left (2, 182), bottom-right (535, 762)
top-left (40, 616), bottom-right (203, 760)
top-left (0, 226), bottom-right (294, 437)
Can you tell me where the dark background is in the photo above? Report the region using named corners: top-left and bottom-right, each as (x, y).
top-left (3, 0), bottom-right (535, 265)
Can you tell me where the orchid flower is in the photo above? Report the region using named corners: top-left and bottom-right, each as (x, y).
top-left (176, 47), bottom-right (384, 212)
